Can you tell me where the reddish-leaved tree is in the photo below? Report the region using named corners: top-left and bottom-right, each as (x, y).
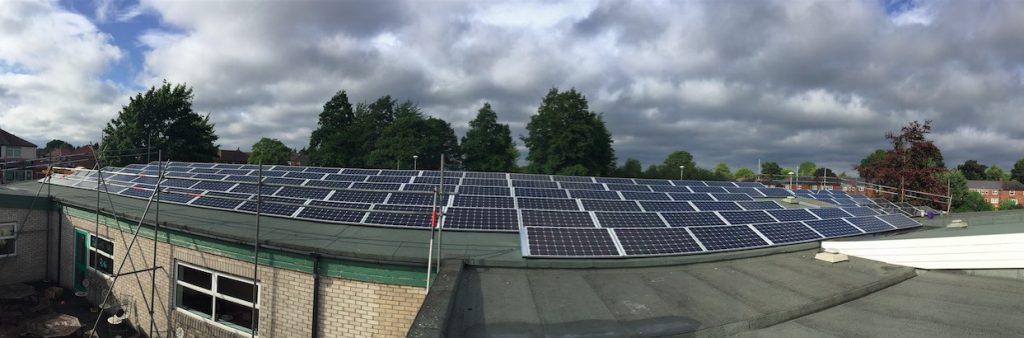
top-left (856, 121), bottom-right (945, 203)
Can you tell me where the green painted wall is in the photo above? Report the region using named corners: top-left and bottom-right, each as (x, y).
top-left (63, 205), bottom-right (429, 287)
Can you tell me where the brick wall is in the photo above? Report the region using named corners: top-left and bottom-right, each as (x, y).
top-left (62, 210), bottom-right (426, 338)
top-left (0, 207), bottom-right (54, 285)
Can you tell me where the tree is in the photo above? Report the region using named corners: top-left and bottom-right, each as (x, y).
top-left (102, 81), bottom-right (218, 166)
top-left (856, 121), bottom-right (945, 204)
top-left (761, 162), bottom-right (782, 176)
top-left (813, 168), bottom-right (837, 177)
top-left (367, 101), bottom-right (461, 170)
top-left (523, 88), bottom-right (615, 176)
top-left (714, 162), bottom-right (733, 180)
top-left (985, 165), bottom-right (1009, 181)
top-left (248, 138), bottom-right (292, 165)
top-left (308, 90), bottom-right (361, 167)
top-left (998, 199), bottom-right (1021, 210)
top-left (461, 103), bottom-right (517, 172)
top-left (42, 139), bottom-right (74, 154)
top-left (643, 165), bottom-right (660, 179)
top-left (937, 169), bottom-right (969, 211)
top-left (857, 149), bottom-right (887, 179)
top-left (798, 161), bottom-right (816, 177)
top-left (618, 159), bottom-right (643, 178)
top-left (955, 191), bottom-right (993, 212)
top-left (956, 160), bottom-right (987, 180)
top-left (1012, 159), bottom-right (1024, 184)
top-left (734, 167), bottom-right (756, 180)
top-left (661, 151), bottom-right (697, 179)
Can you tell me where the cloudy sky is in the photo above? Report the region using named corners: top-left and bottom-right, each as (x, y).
top-left (2, 0), bottom-right (1024, 173)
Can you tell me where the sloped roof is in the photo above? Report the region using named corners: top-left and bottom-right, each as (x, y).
top-left (217, 148), bottom-right (249, 163)
top-left (967, 180), bottom-right (1024, 191)
top-left (0, 128), bottom-right (37, 147)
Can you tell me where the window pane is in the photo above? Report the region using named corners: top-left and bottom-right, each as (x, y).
top-left (217, 276), bottom-right (255, 303)
top-left (96, 256), bottom-right (114, 275)
top-left (215, 298), bottom-right (257, 331)
top-left (0, 223), bottom-right (14, 237)
top-left (95, 238), bottom-right (114, 255)
top-left (0, 238), bottom-right (13, 255)
top-left (177, 265), bottom-right (212, 289)
top-left (177, 286), bottom-right (213, 318)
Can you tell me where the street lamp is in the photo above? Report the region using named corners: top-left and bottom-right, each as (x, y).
top-left (679, 165), bottom-right (685, 180)
top-left (788, 171), bottom-right (795, 190)
top-left (413, 155), bottom-right (418, 171)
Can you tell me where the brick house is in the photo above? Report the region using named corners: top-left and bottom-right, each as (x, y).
top-left (216, 148), bottom-right (249, 164)
top-left (0, 128), bottom-right (38, 161)
top-left (967, 180), bottom-right (1024, 207)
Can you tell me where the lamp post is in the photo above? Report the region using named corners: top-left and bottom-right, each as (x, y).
top-left (413, 155), bottom-right (418, 171)
top-left (679, 165), bottom-right (685, 180)
top-left (788, 171), bottom-right (795, 190)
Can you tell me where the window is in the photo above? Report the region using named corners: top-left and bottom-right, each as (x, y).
top-left (5, 147), bottom-right (20, 158)
top-left (175, 262), bottom-right (259, 335)
top-left (990, 198), bottom-right (999, 204)
top-left (88, 235), bottom-right (114, 275)
top-left (1011, 191), bottom-right (1016, 196)
top-left (0, 223), bottom-right (15, 257)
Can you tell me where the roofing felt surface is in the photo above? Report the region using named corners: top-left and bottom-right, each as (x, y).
top-left (865, 209), bottom-right (1024, 240)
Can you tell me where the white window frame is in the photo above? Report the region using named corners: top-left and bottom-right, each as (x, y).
top-left (0, 222), bottom-right (16, 258)
top-left (1011, 191), bottom-right (1016, 196)
top-left (5, 147), bottom-right (20, 158)
top-left (990, 198), bottom-right (999, 204)
top-left (87, 234), bottom-right (114, 276)
top-left (174, 261), bottom-right (261, 336)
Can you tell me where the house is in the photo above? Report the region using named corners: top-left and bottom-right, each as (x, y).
top-left (46, 145), bottom-right (97, 169)
top-left (966, 180), bottom-right (1024, 207)
top-left (0, 128), bottom-right (38, 161)
top-left (216, 148), bottom-right (249, 164)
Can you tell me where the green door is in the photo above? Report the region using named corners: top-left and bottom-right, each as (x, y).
top-left (74, 230), bottom-right (88, 291)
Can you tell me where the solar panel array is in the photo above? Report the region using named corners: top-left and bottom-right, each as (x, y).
top-left (43, 162), bottom-right (922, 259)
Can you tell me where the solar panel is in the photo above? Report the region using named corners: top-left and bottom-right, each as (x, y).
top-left (304, 167), bottom-right (342, 174)
top-left (459, 185), bottom-right (511, 196)
top-left (132, 175), bottom-right (160, 185)
top-left (808, 208), bottom-right (853, 219)
top-left (751, 222), bottom-right (822, 244)
top-left (877, 213), bottom-right (921, 229)
top-left (766, 209), bottom-right (819, 222)
top-left (671, 180), bottom-right (707, 187)
top-left (757, 188), bottom-right (793, 197)
top-left (193, 181), bottom-right (236, 192)
top-left (238, 201), bottom-right (300, 216)
top-left (263, 177), bottom-right (305, 186)
top-left (350, 182), bottom-right (401, 191)
top-left (580, 199), bottom-right (642, 212)
top-left (594, 212), bottom-right (666, 228)
top-left (737, 201), bottom-right (784, 210)
top-left (667, 193), bottom-right (714, 201)
top-left (192, 174), bottom-right (227, 181)
top-left (691, 201), bottom-right (742, 211)
top-left (614, 228), bottom-right (703, 256)
top-left (259, 171), bottom-right (287, 177)
top-left (307, 200), bottom-right (372, 210)
top-left (276, 186), bottom-right (331, 200)
top-left (558, 182), bottom-right (606, 190)
top-left (661, 212), bottom-right (727, 227)
top-left (191, 168), bottom-right (220, 174)
top-left (568, 190), bottom-right (621, 200)
top-left (161, 179), bottom-right (199, 188)
top-left (523, 227), bottom-right (620, 257)
top-left (342, 169), bottom-right (380, 175)
top-left (605, 183), bottom-right (651, 192)
top-left (403, 184), bottom-right (456, 193)
top-left (324, 174), bottom-right (367, 182)
top-left (120, 187), bottom-right (153, 198)
top-left (703, 181), bottom-right (737, 187)
top-left (688, 226), bottom-right (769, 251)
top-left (804, 219), bottom-right (861, 237)
top-left (443, 208), bottom-right (518, 231)
top-left (595, 177), bottom-right (635, 184)
top-left (453, 195), bottom-right (515, 208)
top-left (841, 207), bottom-right (879, 217)
top-left (516, 197), bottom-right (580, 211)
top-left (229, 183), bottom-right (281, 195)
top-left (514, 187), bottom-right (568, 198)
top-left (298, 207), bottom-right (366, 223)
top-left (520, 210), bottom-right (594, 227)
top-left (386, 192), bottom-right (444, 206)
top-left (270, 166), bottom-right (304, 171)
top-left (734, 182), bottom-right (765, 188)
top-left (620, 191), bottom-right (671, 201)
top-left (651, 186), bottom-right (693, 193)
top-left (844, 216), bottom-right (895, 233)
top-left (420, 171), bottom-right (464, 178)
top-left (304, 180), bottom-right (353, 189)
top-left (710, 193), bottom-right (754, 201)
top-left (190, 196), bottom-right (243, 210)
top-left (224, 175), bottom-right (259, 183)
top-left (363, 205), bottom-right (432, 227)
top-left (511, 180), bottom-right (559, 189)
top-left (329, 190), bottom-right (388, 204)
top-left (718, 210), bottom-right (777, 225)
top-left (412, 176), bottom-right (443, 185)
top-left (462, 178), bottom-right (508, 187)
top-left (638, 201), bottom-right (695, 212)
top-left (634, 179), bottom-right (673, 186)
top-left (285, 172), bottom-right (327, 180)
top-left (688, 186), bottom-right (728, 193)
top-left (378, 170), bottom-right (417, 176)
top-left (551, 175), bottom-right (593, 182)
top-left (366, 175), bottom-right (412, 183)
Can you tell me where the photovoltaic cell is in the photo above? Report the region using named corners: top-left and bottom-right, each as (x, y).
top-left (262, 177), bottom-right (305, 186)
top-left (615, 228), bottom-right (703, 256)
top-left (329, 190), bottom-right (388, 204)
top-left (516, 197), bottom-right (580, 211)
top-left (634, 179), bottom-right (673, 186)
top-left (651, 186), bottom-right (694, 193)
top-left (462, 178), bottom-right (508, 187)
top-left (297, 207), bottom-right (366, 223)
top-left (350, 182), bottom-right (402, 191)
top-left (324, 174), bottom-right (367, 182)
top-left (511, 180), bottom-right (559, 189)
top-left (737, 201), bottom-right (784, 210)
top-left (661, 212), bottom-right (726, 227)
top-left (638, 201), bottom-right (695, 212)
top-left (688, 226), bottom-right (769, 251)
top-left (463, 172), bottom-right (505, 179)
top-left (620, 191), bottom-right (671, 201)
top-left (668, 193), bottom-right (714, 201)
top-left (192, 181), bottom-right (236, 192)
top-left (568, 190), bottom-right (621, 200)
top-left (514, 187), bottom-right (568, 198)
top-left (363, 205), bottom-right (432, 227)
top-left (605, 183), bottom-right (651, 192)
top-left (510, 173), bottom-right (551, 181)
top-left (521, 210), bottom-right (594, 227)
top-left (229, 184), bottom-right (280, 195)
top-left (551, 175), bottom-right (593, 182)
top-left (844, 216), bottom-right (895, 233)
top-left (594, 212), bottom-right (666, 228)
top-left (238, 201), bottom-right (300, 216)
top-left (442, 208), bottom-right (518, 231)
top-left (757, 188), bottom-right (793, 197)
top-left (877, 213), bottom-right (920, 229)
top-left (718, 210), bottom-right (776, 225)
top-left (808, 208), bottom-right (853, 219)
top-left (190, 196), bottom-right (243, 210)
top-left (691, 201), bottom-right (742, 211)
top-left (688, 186), bottom-right (728, 193)
top-left (403, 184), bottom-right (456, 193)
top-left (387, 192), bottom-right (445, 206)
top-left (580, 199), bottom-right (641, 212)
top-left (307, 200), bottom-right (372, 210)
top-left (703, 181), bottom-right (737, 187)
top-left (284, 172), bottom-right (326, 180)
top-left (459, 185), bottom-right (512, 196)
top-left (804, 219), bottom-right (862, 237)
top-left (366, 175), bottom-right (412, 183)
top-left (524, 227), bottom-right (620, 257)
top-left (841, 207), bottom-right (879, 217)
top-left (558, 182), bottom-right (606, 190)
top-left (276, 186), bottom-right (330, 200)
top-left (595, 177), bottom-right (635, 184)
top-left (766, 209), bottom-right (819, 222)
top-left (710, 193), bottom-right (754, 201)
top-left (304, 180), bottom-right (353, 189)
top-left (671, 180), bottom-right (707, 187)
top-left (453, 195), bottom-right (515, 208)
top-left (751, 222), bottom-right (822, 244)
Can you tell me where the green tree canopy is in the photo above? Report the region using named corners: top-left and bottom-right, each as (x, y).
top-left (643, 165), bottom-right (660, 179)
top-left (955, 191), bottom-right (993, 212)
top-left (42, 139), bottom-right (74, 154)
top-left (798, 161), bottom-right (816, 177)
top-left (761, 162), bottom-right (782, 176)
top-left (734, 167), bottom-right (756, 180)
top-left (101, 81), bottom-right (218, 166)
top-left (956, 160), bottom-right (987, 180)
top-left (461, 103), bottom-right (517, 172)
top-left (813, 167), bottom-right (838, 177)
top-left (714, 162), bottom-right (733, 180)
top-left (618, 158), bottom-right (643, 178)
top-left (985, 165), bottom-right (1009, 181)
top-left (523, 88), bottom-right (615, 176)
top-left (248, 138), bottom-right (292, 165)
top-left (937, 169), bottom-right (968, 211)
top-left (367, 102), bottom-right (461, 170)
top-left (661, 150), bottom-right (696, 179)
top-left (308, 90), bottom-right (362, 167)
top-left (998, 199), bottom-right (1021, 210)
top-left (1012, 158), bottom-right (1024, 183)
top-left (857, 149), bottom-right (887, 179)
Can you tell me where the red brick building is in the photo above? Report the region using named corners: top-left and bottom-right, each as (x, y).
top-left (967, 180), bottom-right (1024, 208)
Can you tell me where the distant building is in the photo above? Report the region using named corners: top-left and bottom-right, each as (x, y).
top-left (46, 145), bottom-right (97, 169)
top-left (288, 152), bottom-right (307, 166)
top-left (967, 180), bottom-right (1024, 207)
top-left (0, 128), bottom-right (38, 161)
top-left (217, 148), bottom-right (249, 164)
